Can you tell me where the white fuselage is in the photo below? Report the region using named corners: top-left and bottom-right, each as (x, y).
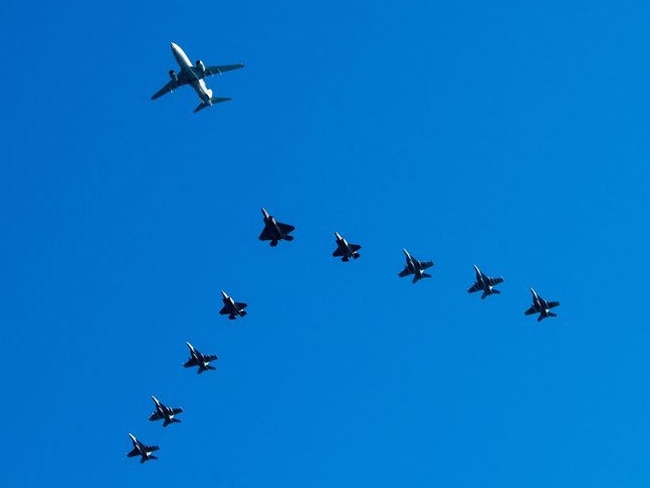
top-left (171, 42), bottom-right (212, 103)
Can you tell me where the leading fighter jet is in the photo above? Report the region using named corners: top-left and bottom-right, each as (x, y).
top-left (219, 290), bottom-right (247, 320)
top-left (397, 249), bottom-right (434, 284)
top-left (524, 288), bottom-right (560, 321)
top-left (149, 396), bottom-right (183, 427)
top-left (332, 232), bottom-right (361, 261)
top-left (183, 342), bottom-right (218, 374)
top-left (467, 265), bottom-right (504, 299)
top-left (258, 208), bottom-right (295, 247)
top-left (126, 433), bottom-right (159, 463)
top-left (151, 42), bottom-right (244, 113)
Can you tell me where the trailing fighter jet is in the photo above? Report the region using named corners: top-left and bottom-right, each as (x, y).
top-left (149, 396), bottom-right (183, 427)
top-left (397, 249), bottom-right (434, 284)
top-left (151, 42), bottom-right (244, 113)
top-left (183, 342), bottom-right (218, 374)
top-left (219, 290), bottom-right (247, 320)
top-left (126, 433), bottom-right (159, 463)
top-left (467, 265), bottom-right (504, 299)
top-left (258, 208), bottom-right (295, 247)
top-left (332, 232), bottom-right (361, 261)
top-left (524, 288), bottom-right (560, 321)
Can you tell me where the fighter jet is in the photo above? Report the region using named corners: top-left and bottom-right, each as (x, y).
top-left (219, 290), bottom-right (247, 320)
top-left (126, 433), bottom-right (159, 463)
top-left (258, 208), bottom-right (295, 247)
top-left (467, 265), bottom-right (504, 299)
top-left (149, 396), bottom-right (183, 427)
top-left (397, 249), bottom-right (434, 284)
top-left (151, 42), bottom-right (245, 113)
top-left (183, 342), bottom-right (218, 374)
top-left (332, 232), bottom-right (361, 262)
top-left (524, 288), bottom-right (560, 321)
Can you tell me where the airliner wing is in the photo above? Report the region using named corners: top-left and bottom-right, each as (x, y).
top-left (193, 63), bottom-right (245, 78)
top-left (151, 79), bottom-right (184, 100)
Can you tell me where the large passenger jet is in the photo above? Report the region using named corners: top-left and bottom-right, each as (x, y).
top-left (151, 42), bottom-right (244, 113)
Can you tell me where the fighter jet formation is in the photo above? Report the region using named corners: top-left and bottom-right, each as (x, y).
top-left (127, 41), bottom-right (564, 464)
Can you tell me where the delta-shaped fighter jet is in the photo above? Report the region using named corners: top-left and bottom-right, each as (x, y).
top-left (258, 208), bottom-right (295, 247)
top-left (183, 342), bottom-right (218, 374)
top-left (151, 42), bottom-right (244, 113)
top-left (219, 290), bottom-right (247, 320)
top-left (397, 248), bottom-right (434, 284)
top-left (332, 232), bottom-right (361, 261)
top-left (149, 396), bottom-right (183, 427)
top-left (524, 288), bottom-right (560, 321)
top-left (126, 433), bottom-right (159, 463)
top-left (467, 265), bottom-right (504, 299)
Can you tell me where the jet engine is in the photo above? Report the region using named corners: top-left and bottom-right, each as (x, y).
top-left (196, 60), bottom-right (206, 74)
top-left (168, 70), bottom-right (178, 81)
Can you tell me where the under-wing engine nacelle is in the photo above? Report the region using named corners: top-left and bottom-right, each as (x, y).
top-left (196, 60), bottom-right (206, 74)
top-left (169, 70), bottom-right (178, 81)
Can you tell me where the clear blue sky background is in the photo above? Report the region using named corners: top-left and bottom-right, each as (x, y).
top-left (1, 0), bottom-right (649, 486)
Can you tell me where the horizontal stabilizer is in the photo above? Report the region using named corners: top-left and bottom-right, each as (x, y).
top-left (194, 97), bottom-right (232, 113)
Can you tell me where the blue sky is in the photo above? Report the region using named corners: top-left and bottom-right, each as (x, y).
top-left (1, 0), bottom-right (650, 486)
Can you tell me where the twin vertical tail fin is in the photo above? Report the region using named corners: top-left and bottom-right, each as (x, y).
top-left (412, 273), bottom-right (432, 284)
top-left (481, 289), bottom-right (501, 299)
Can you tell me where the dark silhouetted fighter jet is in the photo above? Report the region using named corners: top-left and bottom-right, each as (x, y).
top-left (467, 265), bottom-right (504, 299)
top-left (332, 232), bottom-right (361, 262)
top-left (126, 433), bottom-right (159, 463)
top-left (258, 208), bottom-right (294, 246)
top-left (524, 288), bottom-right (560, 321)
top-left (149, 396), bottom-right (183, 427)
top-left (219, 290), bottom-right (247, 320)
top-left (183, 342), bottom-right (218, 374)
top-left (397, 249), bottom-right (434, 284)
